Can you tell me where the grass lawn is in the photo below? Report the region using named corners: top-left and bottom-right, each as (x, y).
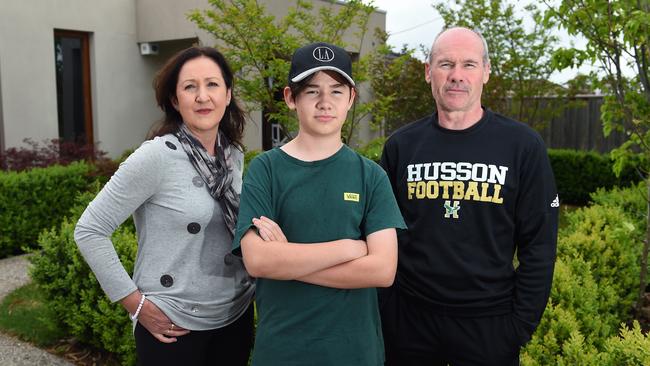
top-left (0, 282), bottom-right (64, 347)
top-left (0, 282), bottom-right (120, 365)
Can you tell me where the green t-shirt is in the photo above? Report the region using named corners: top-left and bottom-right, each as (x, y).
top-left (233, 145), bottom-right (405, 366)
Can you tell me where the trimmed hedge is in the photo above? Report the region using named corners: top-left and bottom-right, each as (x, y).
top-left (0, 162), bottom-right (94, 258)
top-left (548, 149), bottom-right (640, 205)
top-left (521, 184), bottom-right (650, 365)
top-left (30, 186), bottom-right (137, 365)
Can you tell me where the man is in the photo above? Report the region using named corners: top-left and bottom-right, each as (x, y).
top-left (379, 27), bottom-right (559, 365)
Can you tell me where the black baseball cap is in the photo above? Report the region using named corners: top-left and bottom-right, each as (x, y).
top-left (288, 42), bottom-right (355, 86)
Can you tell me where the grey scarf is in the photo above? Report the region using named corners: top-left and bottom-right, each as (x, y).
top-left (175, 123), bottom-right (239, 238)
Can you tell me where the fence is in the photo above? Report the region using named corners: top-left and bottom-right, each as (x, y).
top-left (531, 95), bottom-right (627, 153)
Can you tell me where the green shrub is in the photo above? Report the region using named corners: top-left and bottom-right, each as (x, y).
top-left (528, 320), bottom-right (650, 366)
top-left (602, 321), bottom-right (650, 365)
top-left (522, 253), bottom-right (626, 365)
top-left (522, 184), bottom-right (648, 365)
top-left (30, 187), bottom-right (137, 365)
top-left (0, 162), bottom-right (94, 258)
top-left (590, 182), bottom-right (647, 229)
top-left (548, 149), bottom-right (640, 205)
top-left (559, 205), bottom-right (642, 320)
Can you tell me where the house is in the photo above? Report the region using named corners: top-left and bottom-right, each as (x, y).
top-left (0, 0), bottom-right (385, 157)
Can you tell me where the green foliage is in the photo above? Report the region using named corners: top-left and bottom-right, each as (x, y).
top-left (433, 0), bottom-right (567, 131)
top-left (0, 282), bottom-right (66, 347)
top-left (558, 205), bottom-right (579, 230)
top-left (549, 0), bottom-right (650, 308)
top-left (29, 187), bottom-right (137, 366)
top-left (547, 25), bottom-right (650, 307)
top-left (559, 206), bottom-right (641, 327)
top-left (548, 149), bottom-right (641, 205)
top-left (522, 260), bottom-right (601, 365)
top-left (355, 137), bottom-right (386, 163)
top-left (0, 162), bottom-right (94, 258)
top-left (545, 0), bottom-right (650, 180)
top-left (602, 321), bottom-right (650, 365)
top-left (525, 203), bottom-right (641, 364)
top-left (188, 0), bottom-right (377, 145)
top-left (521, 185), bottom-right (649, 365)
top-left (367, 33), bottom-right (434, 134)
top-left (244, 149), bottom-right (262, 175)
top-left (590, 182), bottom-right (647, 229)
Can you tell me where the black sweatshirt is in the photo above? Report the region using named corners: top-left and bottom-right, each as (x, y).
top-left (380, 109), bottom-right (558, 333)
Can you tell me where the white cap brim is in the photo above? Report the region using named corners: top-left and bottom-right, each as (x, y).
top-left (291, 66), bottom-right (355, 86)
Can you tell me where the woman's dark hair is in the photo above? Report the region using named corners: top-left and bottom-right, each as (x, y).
top-left (287, 70), bottom-right (356, 101)
top-left (149, 46), bottom-right (246, 148)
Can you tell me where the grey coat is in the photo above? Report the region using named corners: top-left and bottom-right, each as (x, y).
top-left (75, 134), bottom-right (254, 330)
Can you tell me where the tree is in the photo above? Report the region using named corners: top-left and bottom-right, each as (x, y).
top-left (433, 0), bottom-right (565, 131)
top-left (367, 31), bottom-right (434, 135)
top-left (188, 0), bottom-right (377, 146)
top-left (543, 0), bottom-right (650, 314)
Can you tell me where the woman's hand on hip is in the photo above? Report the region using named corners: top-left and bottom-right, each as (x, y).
top-left (138, 299), bottom-right (190, 343)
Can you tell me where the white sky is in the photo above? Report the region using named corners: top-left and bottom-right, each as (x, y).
top-left (370, 0), bottom-right (598, 84)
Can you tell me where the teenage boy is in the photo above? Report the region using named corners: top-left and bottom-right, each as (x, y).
top-left (232, 42), bottom-right (406, 366)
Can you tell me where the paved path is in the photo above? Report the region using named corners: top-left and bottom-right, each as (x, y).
top-left (0, 254), bottom-right (73, 365)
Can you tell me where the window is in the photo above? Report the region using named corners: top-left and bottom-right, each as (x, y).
top-left (54, 30), bottom-right (92, 143)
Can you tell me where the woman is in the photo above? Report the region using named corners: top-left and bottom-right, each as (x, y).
top-left (75, 47), bottom-right (254, 365)
top-left (232, 42), bottom-right (405, 365)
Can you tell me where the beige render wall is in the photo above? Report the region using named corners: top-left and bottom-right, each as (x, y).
top-left (0, 2), bottom-right (61, 150)
top-left (136, 0), bottom-right (214, 43)
top-left (0, 0), bottom-right (162, 157)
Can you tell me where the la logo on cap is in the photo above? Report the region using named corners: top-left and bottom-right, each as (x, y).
top-left (313, 46), bottom-right (335, 62)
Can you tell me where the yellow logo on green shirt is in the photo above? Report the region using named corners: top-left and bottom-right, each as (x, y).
top-left (344, 192), bottom-right (360, 202)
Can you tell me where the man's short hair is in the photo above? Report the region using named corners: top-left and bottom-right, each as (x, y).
top-left (426, 27), bottom-right (490, 66)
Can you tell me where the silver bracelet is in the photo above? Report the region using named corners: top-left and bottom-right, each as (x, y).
top-left (130, 294), bottom-right (146, 321)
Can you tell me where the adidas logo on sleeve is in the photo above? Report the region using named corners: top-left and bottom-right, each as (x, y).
top-left (550, 195), bottom-right (560, 208)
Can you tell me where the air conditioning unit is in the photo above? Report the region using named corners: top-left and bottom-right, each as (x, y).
top-left (139, 42), bottom-right (159, 55)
